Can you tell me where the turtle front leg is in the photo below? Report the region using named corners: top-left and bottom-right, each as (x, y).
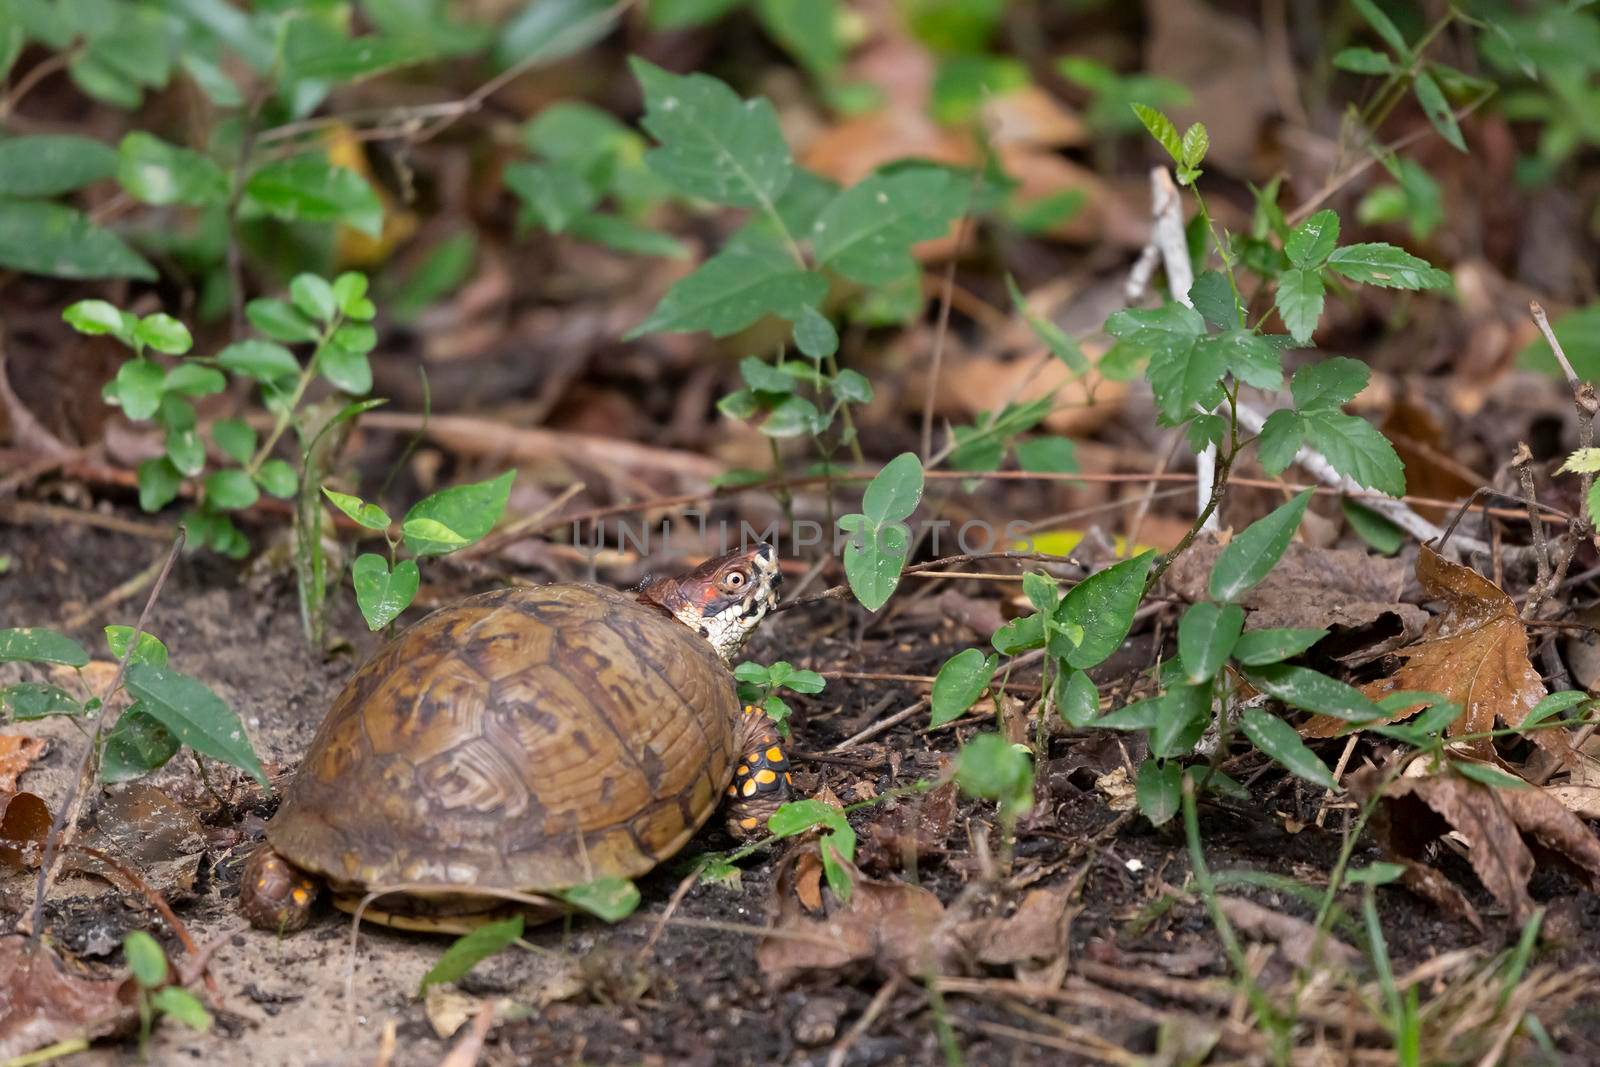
top-left (240, 845), bottom-right (320, 933)
top-left (725, 704), bottom-right (791, 837)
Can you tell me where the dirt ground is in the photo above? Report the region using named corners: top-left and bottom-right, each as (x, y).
top-left (4, 518), bottom-right (1600, 1067)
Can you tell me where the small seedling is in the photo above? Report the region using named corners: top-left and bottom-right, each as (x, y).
top-left (123, 930), bottom-right (211, 1052)
top-left (733, 660), bottom-right (825, 737)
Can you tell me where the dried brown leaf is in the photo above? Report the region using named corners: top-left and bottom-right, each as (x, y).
top-left (1307, 547), bottom-right (1556, 763)
top-left (1216, 896), bottom-right (1361, 971)
top-left (1546, 785), bottom-right (1600, 820)
top-left (0, 936), bottom-right (135, 1059)
top-left (1496, 785), bottom-right (1600, 889)
top-left (0, 790), bottom-right (51, 869)
top-left (0, 734), bottom-right (47, 795)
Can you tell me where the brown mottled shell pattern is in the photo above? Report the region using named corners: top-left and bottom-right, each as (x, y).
top-left (267, 584), bottom-right (740, 896)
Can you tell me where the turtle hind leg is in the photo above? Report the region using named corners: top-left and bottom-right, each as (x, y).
top-left (725, 704), bottom-right (791, 838)
top-left (240, 845), bottom-right (320, 933)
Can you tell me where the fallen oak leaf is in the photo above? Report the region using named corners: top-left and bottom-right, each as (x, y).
top-left (0, 733), bottom-right (48, 794)
top-left (1307, 546), bottom-right (1558, 764)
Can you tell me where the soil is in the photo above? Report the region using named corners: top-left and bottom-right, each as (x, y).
top-left (3, 520), bottom-right (1600, 1066)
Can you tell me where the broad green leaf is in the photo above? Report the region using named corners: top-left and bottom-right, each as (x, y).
top-left (1300, 410), bottom-right (1406, 496)
top-left (211, 419), bottom-right (256, 464)
top-left (166, 426), bottom-right (204, 476)
top-left (1243, 663), bottom-right (1385, 721)
top-left (1135, 759), bottom-right (1181, 826)
top-left (755, 0), bottom-right (842, 75)
top-left (1255, 410), bottom-right (1302, 477)
top-left (1290, 356), bottom-right (1369, 410)
top-left (110, 359), bottom-right (165, 420)
top-left (930, 648), bottom-right (997, 727)
top-left (1056, 552), bottom-right (1155, 670)
top-left (322, 488), bottom-right (391, 530)
top-left (1094, 695), bottom-right (1165, 731)
top-left (402, 470), bottom-right (515, 556)
top-left (1177, 602), bottom-right (1244, 683)
top-left (832, 369), bottom-right (872, 405)
top-left (1150, 682), bottom-right (1211, 759)
top-left (628, 249), bottom-right (827, 338)
top-left (955, 733), bottom-right (1033, 816)
top-left (105, 625), bottom-right (168, 666)
top-left (62, 299), bottom-right (133, 342)
top-left (0, 200), bottom-right (155, 280)
top-left (1189, 270), bottom-right (1242, 330)
top-left (768, 798), bottom-right (856, 900)
top-left (793, 304), bottom-right (838, 359)
top-left (1284, 209), bottom-right (1339, 268)
top-left (991, 613), bottom-right (1043, 655)
top-left (1213, 330), bottom-right (1286, 392)
top-left (134, 314), bottom-right (192, 355)
top-left (123, 931), bottom-right (168, 987)
top-left (760, 395), bottom-right (824, 437)
top-left (243, 156), bottom-right (383, 237)
top-left (317, 336), bottom-right (372, 395)
top-left (505, 160), bottom-right (598, 233)
top-left (245, 298), bottom-right (319, 343)
top-left (1147, 331), bottom-right (1228, 424)
top-left (1452, 761), bottom-right (1528, 790)
top-left (1343, 500), bottom-right (1404, 554)
top-left (1521, 690), bottom-right (1590, 732)
top-left (204, 469), bottom-right (259, 511)
top-left (1209, 489), bottom-right (1313, 602)
top-left (1130, 103), bottom-right (1182, 162)
top-left (1275, 267), bottom-right (1325, 345)
top-left (812, 168), bottom-right (967, 284)
top-left (1412, 70), bottom-right (1466, 153)
top-left (331, 272), bottom-right (370, 316)
top-left (1057, 667), bottom-right (1099, 727)
top-left (1016, 436), bottom-right (1078, 474)
top-left (0, 628), bottom-right (89, 667)
top-left (630, 57), bottom-right (792, 209)
top-left (351, 555), bottom-right (419, 631)
top-left (1179, 122), bottom-right (1209, 168)
top-left (150, 987), bottom-right (211, 1031)
top-left (288, 273), bottom-right (337, 323)
top-left (1, 682), bottom-right (80, 720)
top-left (101, 706), bottom-right (179, 783)
top-left (0, 135), bottom-right (117, 196)
top-left (137, 458), bottom-right (181, 512)
top-left (1241, 706), bottom-right (1337, 789)
top-left (557, 876), bottom-right (641, 922)
top-left (124, 663), bottom-right (266, 785)
top-left (216, 340), bottom-right (300, 382)
top-left (842, 523), bottom-right (909, 612)
top-left (567, 213), bottom-right (689, 259)
top-left (283, 20), bottom-right (434, 82)
top-left (496, 0), bottom-right (623, 67)
top-left (1022, 572), bottom-right (1059, 615)
top-left (862, 452), bottom-right (924, 524)
top-left (1325, 244), bottom-right (1450, 290)
top-left (254, 460), bottom-right (297, 499)
top-left (165, 364), bottom-right (224, 397)
top-left (419, 916), bottom-right (524, 994)
top-left (1231, 628), bottom-right (1327, 666)
top-left (117, 132), bottom-right (227, 206)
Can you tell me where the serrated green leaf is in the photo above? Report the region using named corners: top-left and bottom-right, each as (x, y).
top-left (0, 199), bottom-right (155, 280)
top-left (419, 916), bottom-right (524, 994)
top-left (1189, 270), bottom-right (1242, 329)
top-left (1214, 330), bottom-right (1286, 392)
top-left (628, 249), bottom-right (827, 339)
top-left (1130, 103), bottom-right (1183, 162)
top-left (1231, 628), bottom-right (1327, 666)
top-left (1275, 267), bottom-right (1325, 345)
top-left (1177, 602), bottom-right (1244, 683)
top-left (117, 132), bottom-right (227, 206)
top-left (1325, 244), bottom-right (1450, 290)
top-left (1285, 209), bottom-right (1340, 268)
top-left (1179, 122), bottom-right (1209, 168)
top-left (1290, 356), bottom-right (1369, 410)
top-left (505, 160), bottom-right (599, 233)
top-left (1241, 706), bottom-right (1337, 789)
top-left (124, 663), bottom-right (266, 785)
top-left (402, 470), bottom-right (515, 556)
top-left (812, 168), bottom-right (967, 284)
top-left (630, 57), bottom-right (792, 210)
top-left (0, 135), bottom-right (117, 197)
top-left (1301, 410), bottom-right (1406, 496)
top-left (1209, 489), bottom-right (1313, 602)
top-left (1148, 333), bottom-right (1227, 424)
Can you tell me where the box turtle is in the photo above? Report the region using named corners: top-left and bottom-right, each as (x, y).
top-left (240, 544), bottom-right (786, 933)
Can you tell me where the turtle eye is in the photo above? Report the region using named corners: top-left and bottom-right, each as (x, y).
top-left (719, 570), bottom-right (748, 593)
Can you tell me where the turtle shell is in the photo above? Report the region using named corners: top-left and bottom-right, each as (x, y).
top-left (266, 583), bottom-right (741, 899)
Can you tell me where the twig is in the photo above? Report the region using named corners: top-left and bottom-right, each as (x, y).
top-left (827, 975), bottom-right (905, 1067)
top-left (58, 550), bottom-right (169, 632)
top-left (0, 48), bottom-right (80, 120)
top-left (24, 527), bottom-right (186, 941)
top-left (1524, 301), bottom-right (1598, 618)
top-left (922, 210), bottom-right (975, 462)
top-left (831, 698), bottom-right (929, 752)
top-left (779, 551), bottom-right (1079, 612)
top-left (1512, 442), bottom-right (1552, 590)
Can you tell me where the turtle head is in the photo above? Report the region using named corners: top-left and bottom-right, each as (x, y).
top-left (639, 543), bottom-right (780, 662)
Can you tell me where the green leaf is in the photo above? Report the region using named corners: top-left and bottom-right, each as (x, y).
top-left (101, 706), bottom-right (180, 783)
top-left (321, 488), bottom-right (391, 530)
top-left (1189, 271), bottom-right (1241, 329)
top-left (863, 452), bottom-right (925, 524)
top-left (351, 554), bottom-right (419, 631)
top-left (1177, 602), bottom-right (1244, 684)
top-left (1135, 759), bottom-right (1182, 826)
top-left (1016, 436), bottom-right (1078, 474)
top-left (108, 359), bottom-right (165, 420)
top-left (1241, 706), bottom-right (1337, 789)
top-left (1094, 696), bottom-right (1166, 731)
top-left (419, 916), bottom-right (524, 994)
top-left (930, 648), bottom-right (997, 727)
top-left (62, 299), bottom-right (133, 342)
top-left (1342, 500), bottom-right (1404, 555)
top-left (1056, 667), bottom-right (1099, 727)
top-left (283, 20), bottom-right (434, 82)
top-left (254, 459), bottom-right (297, 499)
top-left (203, 469), bottom-right (259, 511)
top-left (1023, 572), bottom-right (1059, 615)
top-left (1150, 682), bottom-right (1211, 759)
top-left (832, 369), bottom-right (872, 405)
top-left (123, 930), bottom-right (169, 988)
top-left (1231, 628), bottom-right (1327, 666)
top-left (288, 273), bottom-right (337, 323)
top-left (318, 337), bottom-right (373, 396)
top-left (1242, 664), bottom-right (1385, 722)
top-left (955, 733), bottom-right (1034, 816)
top-left (1452, 761), bottom-right (1528, 790)
top-left (105, 625), bottom-right (168, 666)
top-left (768, 798), bottom-right (857, 900)
top-left (402, 470), bottom-right (515, 556)
top-left (496, 0), bottom-right (623, 67)
top-left (1345, 862), bottom-right (1407, 886)
top-left (1521, 691), bottom-right (1590, 732)
top-left (628, 249), bottom-right (828, 339)
top-left (0, 135), bottom-right (117, 197)
top-left (1104, 303), bottom-right (1209, 421)
top-left (793, 304), bottom-right (838, 359)
top-left (1130, 103), bottom-right (1183, 163)
top-left (755, 0), bottom-right (842, 75)
top-left (1284, 209), bottom-right (1339, 268)
top-left (1209, 489), bottom-right (1313, 602)
top-left (1290, 356), bottom-right (1369, 410)
top-left (124, 664), bottom-right (266, 786)
top-left (245, 298), bottom-right (320, 343)
top-left (2, 682), bottom-right (80, 720)
top-left (630, 57), bottom-right (792, 209)
top-left (1300, 410), bottom-right (1406, 496)
top-left (1256, 410), bottom-right (1305, 475)
top-left (1275, 267), bottom-right (1326, 345)
top-left (133, 314), bottom-right (192, 355)
top-left (137, 458), bottom-right (181, 512)
top-left (150, 986), bottom-right (211, 1031)
top-left (505, 160), bottom-right (599, 234)
top-left (842, 522), bottom-right (908, 613)
top-left (1325, 244), bottom-right (1450, 290)
top-left (179, 52), bottom-right (242, 107)
top-left (1351, 0), bottom-right (1412, 59)
top-left (557, 876), bottom-right (641, 922)
top-left (0, 199), bottom-right (155, 280)
top-left (813, 168), bottom-right (967, 285)
top-left (211, 419), bottom-right (256, 464)
top-left (991, 613), bottom-right (1043, 655)
top-left (163, 364), bottom-right (226, 398)
top-left (1007, 275), bottom-right (1089, 375)
top-left (1179, 122), bottom-right (1209, 168)
top-left (0, 627), bottom-right (89, 668)
top-left (1412, 70), bottom-right (1466, 153)
top-left (1056, 553), bottom-right (1155, 670)
top-left (216, 340), bottom-right (300, 382)
top-left (567, 213), bottom-right (689, 259)
top-left (243, 156), bottom-right (383, 237)
top-left (117, 132), bottom-right (227, 206)
top-left (1333, 46), bottom-right (1395, 75)
top-left (386, 231), bottom-right (477, 322)
top-left (1213, 330), bottom-right (1286, 392)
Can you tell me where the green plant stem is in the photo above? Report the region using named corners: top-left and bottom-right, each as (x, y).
top-left (245, 317), bottom-right (341, 477)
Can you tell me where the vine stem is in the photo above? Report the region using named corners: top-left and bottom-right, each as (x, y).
top-left (244, 317), bottom-right (340, 476)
